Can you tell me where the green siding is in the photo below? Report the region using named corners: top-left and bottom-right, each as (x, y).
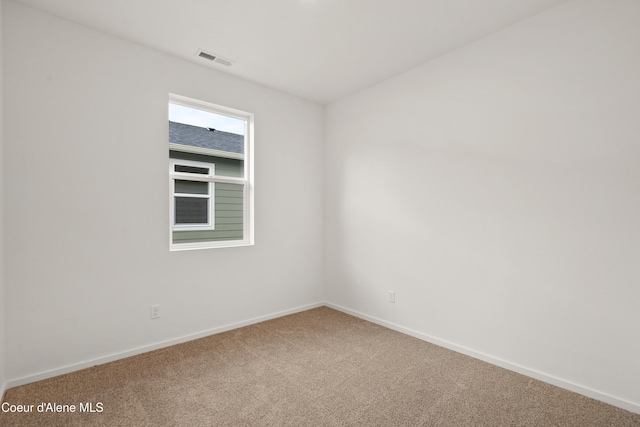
top-left (171, 152), bottom-right (244, 245)
top-left (170, 151), bottom-right (243, 177)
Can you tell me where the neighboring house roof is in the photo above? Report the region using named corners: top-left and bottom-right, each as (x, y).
top-left (169, 121), bottom-right (244, 157)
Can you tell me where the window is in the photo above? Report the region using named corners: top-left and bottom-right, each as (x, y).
top-left (169, 94), bottom-right (253, 250)
top-left (171, 159), bottom-right (214, 230)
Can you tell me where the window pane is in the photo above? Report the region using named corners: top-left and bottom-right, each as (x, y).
top-left (175, 197), bottom-right (208, 224)
top-left (175, 180), bottom-right (209, 195)
top-left (169, 96), bottom-right (251, 248)
top-left (175, 164), bottom-right (209, 175)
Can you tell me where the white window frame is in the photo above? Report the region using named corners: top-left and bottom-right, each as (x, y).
top-left (170, 159), bottom-right (215, 231)
top-left (169, 93), bottom-right (254, 251)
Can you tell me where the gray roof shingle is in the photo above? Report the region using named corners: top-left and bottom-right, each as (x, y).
top-left (169, 121), bottom-right (244, 154)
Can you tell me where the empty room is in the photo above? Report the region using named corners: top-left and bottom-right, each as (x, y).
top-left (1, 0), bottom-right (639, 425)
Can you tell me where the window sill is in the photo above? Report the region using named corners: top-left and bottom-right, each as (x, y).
top-left (170, 240), bottom-right (254, 251)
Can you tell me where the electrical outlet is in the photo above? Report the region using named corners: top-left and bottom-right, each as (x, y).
top-left (388, 291), bottom-right (395, 303)
top-left (151, 305), bottom-right (160, 319)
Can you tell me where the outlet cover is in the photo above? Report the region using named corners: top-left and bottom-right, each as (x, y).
top-left (151, 305), bottom-right (160, 319)
top-left (388, 291), bottom-right (395, 303)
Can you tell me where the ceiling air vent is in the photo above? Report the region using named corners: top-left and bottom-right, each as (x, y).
top-left (196, 49), bottom-right (234, 67)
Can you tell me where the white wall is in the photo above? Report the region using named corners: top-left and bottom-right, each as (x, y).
top-left (4, 1), bottom-right (324, 383)
top-left (0, 0), bottom-right (6, 399)
top-left (326, 0), bottom-right (640, 412)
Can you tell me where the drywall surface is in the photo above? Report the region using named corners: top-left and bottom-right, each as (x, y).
top-left (325, 0), bottom-right (640, 410)
top-left (0, 0), bottom-right (6, 397)
top-left (4, 1), bottom-right (324, 381)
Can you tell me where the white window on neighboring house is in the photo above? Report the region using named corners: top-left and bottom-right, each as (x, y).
top-left (170, 159), bottom-right (215, 231)
top-left (169, 94), bottom-right (254, 250)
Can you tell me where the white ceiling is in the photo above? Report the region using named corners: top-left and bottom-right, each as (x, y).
top-left (12, 0), bottom-right (567, 104)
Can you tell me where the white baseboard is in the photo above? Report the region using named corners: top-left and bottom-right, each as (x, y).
top-left (6, 301), bottom-right (639, 415)
top-left (6, 301), bottom-right (324, 390)
top-left (0, 380), bottom-right (6, 402)
top-left (325, 302), bottom-right (640, 415)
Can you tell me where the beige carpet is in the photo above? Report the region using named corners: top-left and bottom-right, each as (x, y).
top-left (1, 307), bottom-right (639, 426)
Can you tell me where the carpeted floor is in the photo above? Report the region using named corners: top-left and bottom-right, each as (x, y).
top-left (1, 307), bottom-right (639, 426)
